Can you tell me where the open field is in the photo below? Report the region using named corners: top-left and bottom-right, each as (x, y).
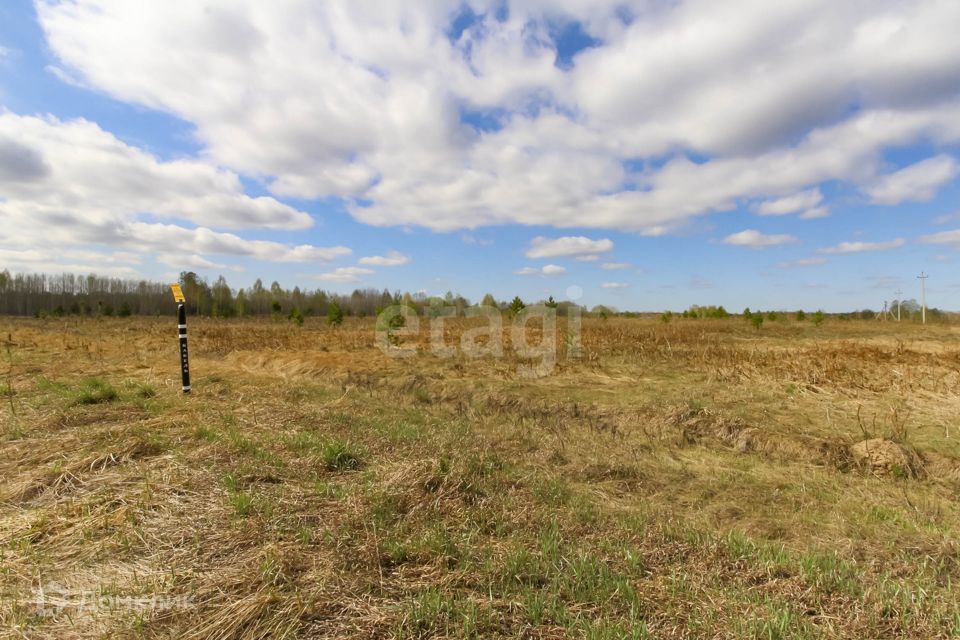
top-left (1, 315), bottom-right (960, 638)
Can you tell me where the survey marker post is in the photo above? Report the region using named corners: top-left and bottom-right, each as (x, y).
top-left (170, 284), bottom-right (191, 394)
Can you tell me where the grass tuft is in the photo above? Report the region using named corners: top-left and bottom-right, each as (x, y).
top-left (71, 377), bottom-right (119, 405)
top-left (319, 438), bottom-right (363, 471)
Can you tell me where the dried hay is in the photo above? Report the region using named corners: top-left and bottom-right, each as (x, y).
top-left (849, 438), bottom-right (925, 479)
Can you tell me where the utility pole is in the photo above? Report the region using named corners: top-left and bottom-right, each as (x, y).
top-left (917, 272), bottom-right (928, 324)
top-left (894, 289), bottom-right (903, 322)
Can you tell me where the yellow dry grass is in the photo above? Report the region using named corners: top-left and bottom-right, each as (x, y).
top-left (1, 315), bottom-right (959, 638)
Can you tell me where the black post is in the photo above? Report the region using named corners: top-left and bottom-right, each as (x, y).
top-left (178, 303), bottom-right (191, 393)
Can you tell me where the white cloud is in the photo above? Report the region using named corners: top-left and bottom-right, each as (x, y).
top-left (0, 247), bottom-right (141, 277)
top-left (516, 264), bottom-right (566, 276)
top-left (866, 155), bottom-right (958, 205)
top-left (313, 266), bottom-right (375, 283)
top-left (600, 262), bottom-right (630, 270)
top-left (756, 189), bottom-right (822, 216)
top-left (460, 234), bottom-right (493, 246)
top-left (919, 229), bottom-right (960, 247)
top-left (0, 113), bottom-right (351, 268)
top-left (525, 236), bottom-right (613, 259)
top-left (157, 254), bottom-right (243, 272)
top-left (38, 1), bottom-right (960, 235)
top-left (0, 113), bottom-right (313, 230)
top-left (722, 229), bottom-right (798, 248)
top-left (0, 0), bottom-right (944, 260)
top-left (777, 257), bottom-right (828, 268)
top-left (818, 238), bottom-right (906, 254)
top-left (600, 282), bottom-right (628, 289)
top-left (799, 206), bottom-right (830, 219)
top-left (358, 251), bottom-right (410, 266)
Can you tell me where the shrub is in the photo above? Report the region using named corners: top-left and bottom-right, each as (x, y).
top-left (289, 307), bottom-right (304, 326)
top-left (327, 300), bottom-right (344, 326)
top-left (508, 296), bottom-right (525, 317)
top-left (796, 309), bottom-right (806, 321)
top-left (751, 315), bottom-right (764, 331)
top-left (686, 304), bottom-right (729, 319)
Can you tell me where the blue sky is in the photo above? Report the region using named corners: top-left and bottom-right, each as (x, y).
top-left (1, 0), bottom-right (959, 311)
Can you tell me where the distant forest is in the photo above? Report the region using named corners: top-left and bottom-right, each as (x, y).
top-left (0, 268), bottom-right (950, 322)
top-left (0, 269), bottom-right (481, 319)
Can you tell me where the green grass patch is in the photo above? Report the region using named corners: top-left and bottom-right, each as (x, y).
top-left (319, 438), bottom-right (363, 471)
top-left (799, 550), bottom-right (861, 596)
top-left (71, 377), bottom-right (119, 405)
top-left (398, 588), bottom-right (488, 638)
top-left (734, 600), bottom-right (818, 639)
top-left (223, 473), bottom-right (255, 516)
top-left (225, 428), bottom-right (282, 465)
top-left (290, 431), bottom-right (362, 470)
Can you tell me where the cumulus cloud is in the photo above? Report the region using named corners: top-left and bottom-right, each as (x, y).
top-left (157, 254), bottom-right (243, 272)
top-left (722, 230), bottom-right (798, 248)
top-left (600, 262), bottom-right (629, 270)
top-left (36, 0), bottom-right (960, 234)
top-left (0, 247), bottom-right (141, 277)
top-left (313, 266), bottom-right (375, 283)
top-left (756, 189), bottom-right (823, 216)
top-left (515, 264), bottom-right (566, 276)
top-left (525, 236), bottom-right (613, 259)
top-left (818, 238), bottom-right (906, 254)
top-left (866, 155), bottom-right (958, 205)
top-left (600, 282), bottom-right (628, 289)
top-left (799, 206), bottom-right (830, 219)
top-left (0, 113), bottom-right (351, 268)
top-left (0, 113), bottom-right (312, 230)
top-left (358, 251), bottom-right (410, 266)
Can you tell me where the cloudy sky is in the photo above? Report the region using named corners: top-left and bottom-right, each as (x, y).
top-left (1, 0), bottom-right (959, 311)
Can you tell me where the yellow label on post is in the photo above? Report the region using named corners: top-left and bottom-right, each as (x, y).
top-left (170, 284), bottom-right (186, 303)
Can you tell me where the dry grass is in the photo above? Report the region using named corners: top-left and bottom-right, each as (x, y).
top-left (1, 315), bottom-right (959, 638)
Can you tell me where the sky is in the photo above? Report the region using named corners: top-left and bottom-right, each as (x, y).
top-left (1, 0), bottom-right (959, 312)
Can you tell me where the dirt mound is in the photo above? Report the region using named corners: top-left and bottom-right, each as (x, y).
top-left (849, 438), bottom-right (925, 479)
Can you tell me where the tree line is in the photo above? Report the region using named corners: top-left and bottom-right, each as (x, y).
top-left (0, 268), bottom-right (951, 321)
top-left (0, 269), bottom-right (549, 319)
